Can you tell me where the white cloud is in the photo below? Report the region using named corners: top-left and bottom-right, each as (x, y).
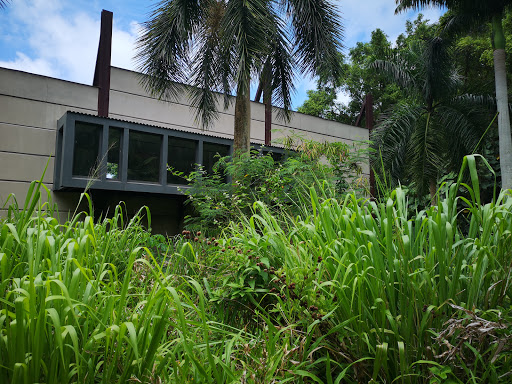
top-left (1, 0), bottom-right (139, 84)
top-left (0, 52), bottom-right (58, 77)
top-left (335, 90), bottom-right (351, 106)
top-left (112, 21), bottom-right (141, 71)
top-left (338, 0), bottom-right (444, 49)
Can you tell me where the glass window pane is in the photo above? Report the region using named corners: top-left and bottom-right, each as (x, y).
top-left (167, 138), bottom-right (197, 184)
top-left (128, 131), bottom-right (162, 183)
top-left (263, 150), bottom-right (283, 163)
top-left (107, 127), bottom-right (122, 180)
top-left (202, 142), bottom-right (230, 175)
top-left (73, 122), bottom-right (102, 177)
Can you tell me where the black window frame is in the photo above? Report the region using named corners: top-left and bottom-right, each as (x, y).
top-left (54, 112), bottom-right (286, 195)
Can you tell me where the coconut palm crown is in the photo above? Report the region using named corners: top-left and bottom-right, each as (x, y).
top-left (395, 0), bottom-right (512, 190)
top-left (136, 0), bottom-right (343, 154)
top-left (372, 37), bottom-right (492, 198)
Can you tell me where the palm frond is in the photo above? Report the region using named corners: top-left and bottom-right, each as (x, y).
top-left (135, 0), bottom-right (208, 99)
top-left (222, 0), bottom-right (273, 99)
top-left (438, 95), bottom-right (495, 169)
top-left (0, 0), bottom-right (10, 9)
top-left (439, 11), bottom-right (482, 39)
top-left (445, 0), bottom-right (512, 18)
top-left (397, 0), bottom-right (512, 18)
top-left (373, 102), bottom-right (424, 183)
top-left (266, 18), bottom-right (295, 122)
top-left (287, 0), bottom-right (343, 83)
top-left (135, 0), bottom-right (343, 136)
top-left (395, 0), bottom-right (446, 14)
top-left (406, 112), bottom-right (446, 194)
top-left (372, 57), bottom-right (417, 98)
top-left (422, 37), bottom-right (460, 104)
top-left (189, 2), bottom-right (226, 128)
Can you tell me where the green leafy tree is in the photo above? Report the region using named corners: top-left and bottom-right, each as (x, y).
top-left (299, 19), bottom-right (431, 124)
top-left (136, 0), bottom-right (342, 154)
top-left (396, 0), bottom-right (512, 190)
top-left (373, 37), bottom-right (491, 198)
top-left (338, 29), bottom-right (404, 123)
top-left (395, 13), bottom-right (438, 48)
top-left (297, 87), bottom-right (350, 122)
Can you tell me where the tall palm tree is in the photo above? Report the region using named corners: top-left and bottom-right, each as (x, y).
top-left (396, 0), bottom-right (512, 190)
top-left (373, 37), bottom-right (491, 199)
top-left (136, 0), bottom-right (342, 154)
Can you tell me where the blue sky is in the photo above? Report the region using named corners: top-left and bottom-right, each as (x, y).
top-left (0, 0), bottom-right (443, 109)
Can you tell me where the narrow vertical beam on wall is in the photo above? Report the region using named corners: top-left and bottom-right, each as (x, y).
top-left (264, 97), bottom-right (272, 146)
top-left (365, 93), bottom-right (376, 199)
top-left (93, 10), bottom-right (113, 118)
top-left (62, 115), bottom-right (75, 186)
top-left (262, 69), bottom-right (272, 146)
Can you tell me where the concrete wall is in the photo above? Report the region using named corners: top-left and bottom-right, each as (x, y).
top-left (109, 67), bottom-right (369, 149)
top-left (0, 66), bottom-right (369, 233)
top-left (0, 67), bottom-right (97, 220)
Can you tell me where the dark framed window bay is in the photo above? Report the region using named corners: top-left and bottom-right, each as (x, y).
top-left (54, 112), bottom-right (285, 195)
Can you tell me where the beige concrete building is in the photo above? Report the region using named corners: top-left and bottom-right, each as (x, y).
top-left (0, 12), bottom-right (369, 234)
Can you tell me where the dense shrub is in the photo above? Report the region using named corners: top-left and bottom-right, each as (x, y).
top-left (179, 139), bottom-right (366, 234)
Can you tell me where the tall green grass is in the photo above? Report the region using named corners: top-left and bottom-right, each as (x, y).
top-left (1, 155), bottom-right (511, 383)
top-left (0, 181), bottom-right (266, 383)
top-left (223, 155), bottom-right (512, 383)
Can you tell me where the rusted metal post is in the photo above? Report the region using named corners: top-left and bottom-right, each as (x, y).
top-left (93, 10), bottom-right (113, 118)
top-left (264, 88), bottom-right (271, 146)
top-left (365, 94), bottom-right (376, 199)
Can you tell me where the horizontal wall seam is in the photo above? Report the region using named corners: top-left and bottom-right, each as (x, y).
top-left (0, 179), bottom-right (53, 184)
top-left (110, 88), bottom-right (236, 116)
top-left (0, 122), bottom-right (57, 132)
top-left (108, 111), bottom-right (361, 143)
top-left (0, 150), bottom-right (55, 158)
top-left (0, 93), bottom-right (97, 113)
top-left (110, 89), bottom-right (362, 141)
top-left (108, 112), bottom-right (236, 138)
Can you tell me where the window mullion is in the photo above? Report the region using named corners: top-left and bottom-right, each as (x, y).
top-left (161, 134), bottom-right (168, 186)
top-left (100, 123), bottom-right (109, 181)
top-left (197, 140), bottom-right (204, 171)
top-left (121, 128), bottom-right (129, 183)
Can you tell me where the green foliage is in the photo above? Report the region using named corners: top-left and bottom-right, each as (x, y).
top-left (338, 28), bottom-right (405, 123)
top-left (299, 16), bottom-right (433, 124)
top-left (0, 182), bottom-right (308, 383)
top-left (1, 155), bottom-right (511, 383)
top-left (180, 139), bottom-right (365, 233)
top-left (300, 12), bottom-right (507, 197)
top-left (372, 36), bottom-right (494, 196)
top-left (297, 88), bottom-right (350, 123)
top-left (217, 155), bottom-right (512, 383)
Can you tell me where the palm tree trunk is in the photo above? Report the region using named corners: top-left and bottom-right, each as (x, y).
top-left (233, 81), bottom-right (251, 155)
top-left (492, 15), bottom-right (512, 190)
